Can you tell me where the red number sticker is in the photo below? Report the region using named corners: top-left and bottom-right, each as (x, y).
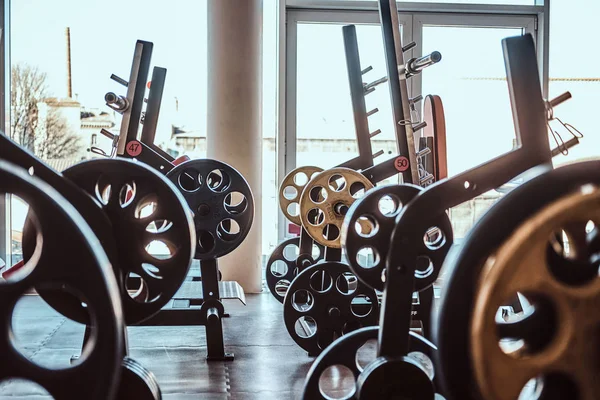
top-left (126, 140), bottom-right (142, 157)
top-left (394, 156), bottom-right (410, 172)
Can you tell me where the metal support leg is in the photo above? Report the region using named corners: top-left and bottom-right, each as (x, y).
top-left (201, 259), bottom-right (234, 361)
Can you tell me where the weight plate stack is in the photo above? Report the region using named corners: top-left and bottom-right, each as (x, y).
top-left (299, 168), bottom-right (374, 249)
top-left (0, 160), bottom-right (124, 400)
top-left (265, 237), bottom-right (325, 303)
top-left (302, 327), bottom-right (441, 399)
top-left (166, 159), bottom-right (254, 259)
top-left (35, 158), bottom-right (196, 326)
top-left (342, 184), bottom-right (449, 292)
top-left (434, 160), bottom-right (600, 400)
top-left (283, 261), bottom-right (379, 355)
top-left (279, 166), bottom-right (324, 226)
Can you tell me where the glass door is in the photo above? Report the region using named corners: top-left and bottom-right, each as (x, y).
top-left (412, 14), bottom-right (536, 239)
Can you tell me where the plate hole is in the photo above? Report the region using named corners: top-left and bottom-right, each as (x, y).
top-left (126, 272), bottom-right (153, 303)
top-left (292, 289), bottom-right (314, 312)
top-left (310, 270), bottom-right (333, 293)
top-left (323, 224), bottom-right (340, 241)
top-left (94, 180), bottom-right (112, 205)
top-left (350, 182), bottom-right (367, 199)
top-left (408, 351), bottom-right (435, 380)
top-left (224, 191), bottom-right (248, 215)
top-left (217, 219), bottom-right (241, 242)
top-left (423, 227), bottom-right (446, 251)
top-left (318, 365), bottom-right (356, 400)
top-left (308, 208), bottom-right (325, 226)
top-left (355, 215), bottom-right (378, 238)
top-left (283, 186), bottom-right (298, 200)
top-left (287, 202), bottom-right (300, 217)
top-left (415, 255), bottom-right (434, 279)
top-left (496, 293), bottom-right (556, 360)
top-left (145, 220), bottom-right (173, 234)
top-left (11, 286), bottom-right (92, 368)
top-left (283, 243), bottom-right (300, 262)
top-left (270, 260), bottom-right (289, 278)
top-left (517, 373), bottom-right (578, 400)
top-left (198, 230), bottom-right (216, 254)
top-left (309, 186), bottom-right (328, 204)
top-left (0, 378), bottom-right (52, 397)
top-left (142, 263), bottom-right (162, 280)
top-left (294, 172), bottom-right (309, 186)
top-left (134, 195), bottom-right (158, 219)
top-left (336, 272), bottom-right (357, 295)
top-left (145, 240), bottom-right (173, 260)
top-left (207, 169), bottom-right (231, 193)
top-left (295, 316), bottom-right (317, 339)
top-left (356, 247), bottom-right (380, 269)
top-left (4, 195), bottom-right (40, 282)
top-left (378, 194), bottom-right (402, 217)
top-left (351, 294), bottom-right (373, 317)
top-left (275, 279), bottom-right (291, 297)
top-left (585, 220), bottom-right (595, 233)
top-left (356, 338), bottom-right (378, 372)
top-left (328, 174), bottom-right (347, 192)
top-left (547, 224), bottom-right (600, 286)
top-left (118, 182), bottom-right (136, 208)
top-left (178, 169), bottom-right (202, 192)
top-left (312, 244), bottom-right (322, 260)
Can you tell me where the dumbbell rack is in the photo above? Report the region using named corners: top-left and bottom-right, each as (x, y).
top-left (99, 40), bottom-right (246, 361)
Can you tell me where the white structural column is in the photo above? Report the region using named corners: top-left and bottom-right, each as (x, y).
top-left (207, 0), bottom-right (263, 293)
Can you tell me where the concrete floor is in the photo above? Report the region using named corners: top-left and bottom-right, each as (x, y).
top-left (1, 292), bottom-right (321, 399)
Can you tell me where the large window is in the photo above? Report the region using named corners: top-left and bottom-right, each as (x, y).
top-left (286, 5), bottom-right (539, 240)
top-left (548, 0), bottom-right (600, 166)
top-left (295, 19), bottom-right (410, 169)
top-left (2, 0), bottom-right (280, 268)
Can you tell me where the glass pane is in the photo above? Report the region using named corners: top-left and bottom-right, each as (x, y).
top-left (10, 196), bottom-right (27, 266)
top-left (296, 22), bottom-right (404, 180)
top-left (262, 0), bottom-right (280, 261)
top-left (398, 0), bottom-right (535, 4)
top-left (421, 25), bottom-right (524, 239)
top-left (10, 0), bottom-right (279, 263)
top-left (422, 25), bottom-right (523, 176)
top-left (549, 0), bottom-right (600, 166)
top-left (11, 0), bottom-right (207, 161)
top-left (338, 0), bottom-right (536, 4)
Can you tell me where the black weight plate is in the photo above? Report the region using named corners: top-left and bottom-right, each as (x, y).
top-left (265, 237), bottom-right (325, 303)
top-left (434, 160), bottom-right (600, 400)
top-left (283, 262), bottom-right (379, 355)
top-left (343, 184), bottom-right (436, 292)
top-left (302, 326), bottom-right (440, 399)
top-left (117, 357), bottom-right (161, 399)
top-left (166, 159), bottom-right (254, 259)
top-left (384, 194), bottom-right (454, 295)
top-left (0, 160), bottom-right (123, 400)
top-left (61, 158), bottom-right (195, 325)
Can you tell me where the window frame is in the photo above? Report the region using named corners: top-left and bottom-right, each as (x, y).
top-left (0, 0), bottom-right (9, 268)
top-left (282, 0), bottom-right (547, 242)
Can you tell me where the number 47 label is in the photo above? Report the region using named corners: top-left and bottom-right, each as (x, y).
top-left (126, 140), bottom-right (142, 157)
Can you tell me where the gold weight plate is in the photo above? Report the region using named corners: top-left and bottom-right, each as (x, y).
top-left (299, 167), bottom-right (374, 248)
top-left (471, 186), bottom-right (600, 400)
top-left (279, 166), bottom-right (324, 226)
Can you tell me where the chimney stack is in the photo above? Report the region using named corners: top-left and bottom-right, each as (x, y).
top-left (65, 27), bottom-right (72, 98)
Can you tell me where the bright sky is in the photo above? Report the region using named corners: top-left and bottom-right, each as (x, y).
top-left (11, 0), bottom-right (279, 144)
top-left (9, 0), bottom-right (600, 171)
top-left (6, 0), bottom-right (600, 254)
